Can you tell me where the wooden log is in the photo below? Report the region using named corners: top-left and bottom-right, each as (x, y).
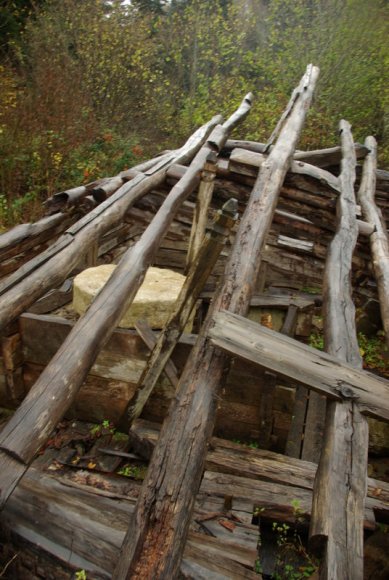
top-left (229, 148), bottom-right (340, 192)
top-left (223, 140), bottom-right (369, 168)
top-left (44, 154), bottom-right (172, 213)
top-left (185, 153), bottom-right (218, 271)
top-left (120, 199), bottom-right (238, 429)
top-left (129, 419), bottom-right (389, 510)
top-left (208, 310), bottom-right (389, 422)
top-left (0, 213), bottom-right (67, 259)
top-left (112, 65), bottom-right (319, 580)
top-left (27, 279), bottom-right (73, 315)
top-left (258, 305), bottom-right (298, 449)
top-left (0, 115), bottom-right (223, 333)
top-left (0, 97), bottom-right (253, 510)
top-left (309, 120), bottom-right (368, 580)
top-left (358, 137), bottom-right (389, 349)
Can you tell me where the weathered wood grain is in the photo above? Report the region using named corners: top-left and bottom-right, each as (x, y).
top-left (0, 100), bottom-right (252, 511)
top-left (309, 120), bottom-right (368, 580)
top-left (185, 155), bottom-right (218, 271)
top-left (229, 148), bottom-right (340, 192)
top-left (223, 140), bottom-right (369, 168)
top-left (358, 136), bottom-right (389, 349)
top-left (113, 66), bottom-right (319, 580)
top-left (0, 115), bottom-right (223, 331)
top-left (121, 199), bottom-right (238, 428)
top-left (208, 310), bottom-right (389, 422)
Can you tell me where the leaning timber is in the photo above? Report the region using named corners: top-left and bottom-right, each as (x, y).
top-left (0, 64), bottom-right (389, 580)
top-left (0, 94), bottom-right (253, 509)
top-left (113, 63), bottom-right (319, 580)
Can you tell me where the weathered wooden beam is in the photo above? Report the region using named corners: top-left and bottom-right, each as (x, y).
top-left (0, 97), bottom-right (253, 510)
top-left (229, 148), bottom-right (340, 192)
top-left (1, 465), bottom-right (259, 578)
top-left (358, 136), bottom-right (389, 349)
top-left (0, 213), bottom-right (67, 257)
top-left (134, 319), bottom-right (180, 388)
top-left (44, 153), bottom-right (173, 213)
top-left (258, 305), bottom-right (298, 449)
top-left (120, 199), bottom-right (238, 429)
top-left (0, 115), bottom-right (223, 332)
top-left (113, 65), bottom-right (319, 580)
top-left (208, 310), bottom-right (389, 422)
top-left (300, 391), bottom-right (326, 462)
top-left (128, 418), bottom-right (389, 515)
top-left (185, 153), bottom-right (218, 272)
top-left (309, 120), bottom-right (368, 580)
top-left (223, 140), bottom-right (370, 168)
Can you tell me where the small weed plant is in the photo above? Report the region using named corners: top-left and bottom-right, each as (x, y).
top-left (256, 500), bottom-right (318, 579)
top-left (118, 464), bottom-right (147, 480)
top-left (89, 419), bottom-right (115, 438)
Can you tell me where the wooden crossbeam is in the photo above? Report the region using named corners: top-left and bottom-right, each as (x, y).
top-left (208, 309), bottom-right (389, 422)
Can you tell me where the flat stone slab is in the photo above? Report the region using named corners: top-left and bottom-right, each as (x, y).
top-left (73, 265), bottom-right (188, 329)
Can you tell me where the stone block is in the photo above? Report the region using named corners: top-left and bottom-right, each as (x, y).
top-left (73, 265), bottom-right (190, 330)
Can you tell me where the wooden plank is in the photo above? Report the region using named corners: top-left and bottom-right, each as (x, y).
top-left (300, 391), bottom-right (326, 463)
top-left (208, 310), bottom-right (389, 422)
top-left (129, 419), bottom-right (389, 509)
top-left (27, 279), bottom-right (73, 315)
top-left (134, 319), bottom-right (179, 387)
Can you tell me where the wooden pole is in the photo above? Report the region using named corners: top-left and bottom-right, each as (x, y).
top-left (119, 198), bottom-right (238, 430)
top-left (113, 64), bottom-right (319, 580)
top-left (309, 120), bottom-right (368, 580)
top-left (0, 115), bottom-right (223, 332)
top-left (0, 96), bottom-right (253, 510)
top-left (185, 153), bottom-right (218, 272)
top-left (358, 136), bottom-right (389, 349)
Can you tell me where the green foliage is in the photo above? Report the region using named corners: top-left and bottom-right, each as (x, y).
top-left (75, 571), bottom-right (87, 580)
top-left (1, 0), bottom-right (388, 229)
top-left (358, 331), bottom-right (389, 376)
top-left (232, 438), bottom-right (259, 449)
top-left (308, 333), bottom-right (324, 351)
top-left (270, 501), bottom-right (318, 579)
top-left (118, 464), bottom-right (147, 480)
top-left (89, 419), bottom-right (115, 438)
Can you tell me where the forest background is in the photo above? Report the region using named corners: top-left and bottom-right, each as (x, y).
top-left (0, 0), bottom-right (388, 229)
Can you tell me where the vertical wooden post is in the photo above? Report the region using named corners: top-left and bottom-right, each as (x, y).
top-left (309, 120), bottom-right (368, 580)
top-left (113, 65), bottom-right (319, 580)
top-left (357, 136), bottom-right (389, 349)
top-left (185, 153), bottom-right (218, 272)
